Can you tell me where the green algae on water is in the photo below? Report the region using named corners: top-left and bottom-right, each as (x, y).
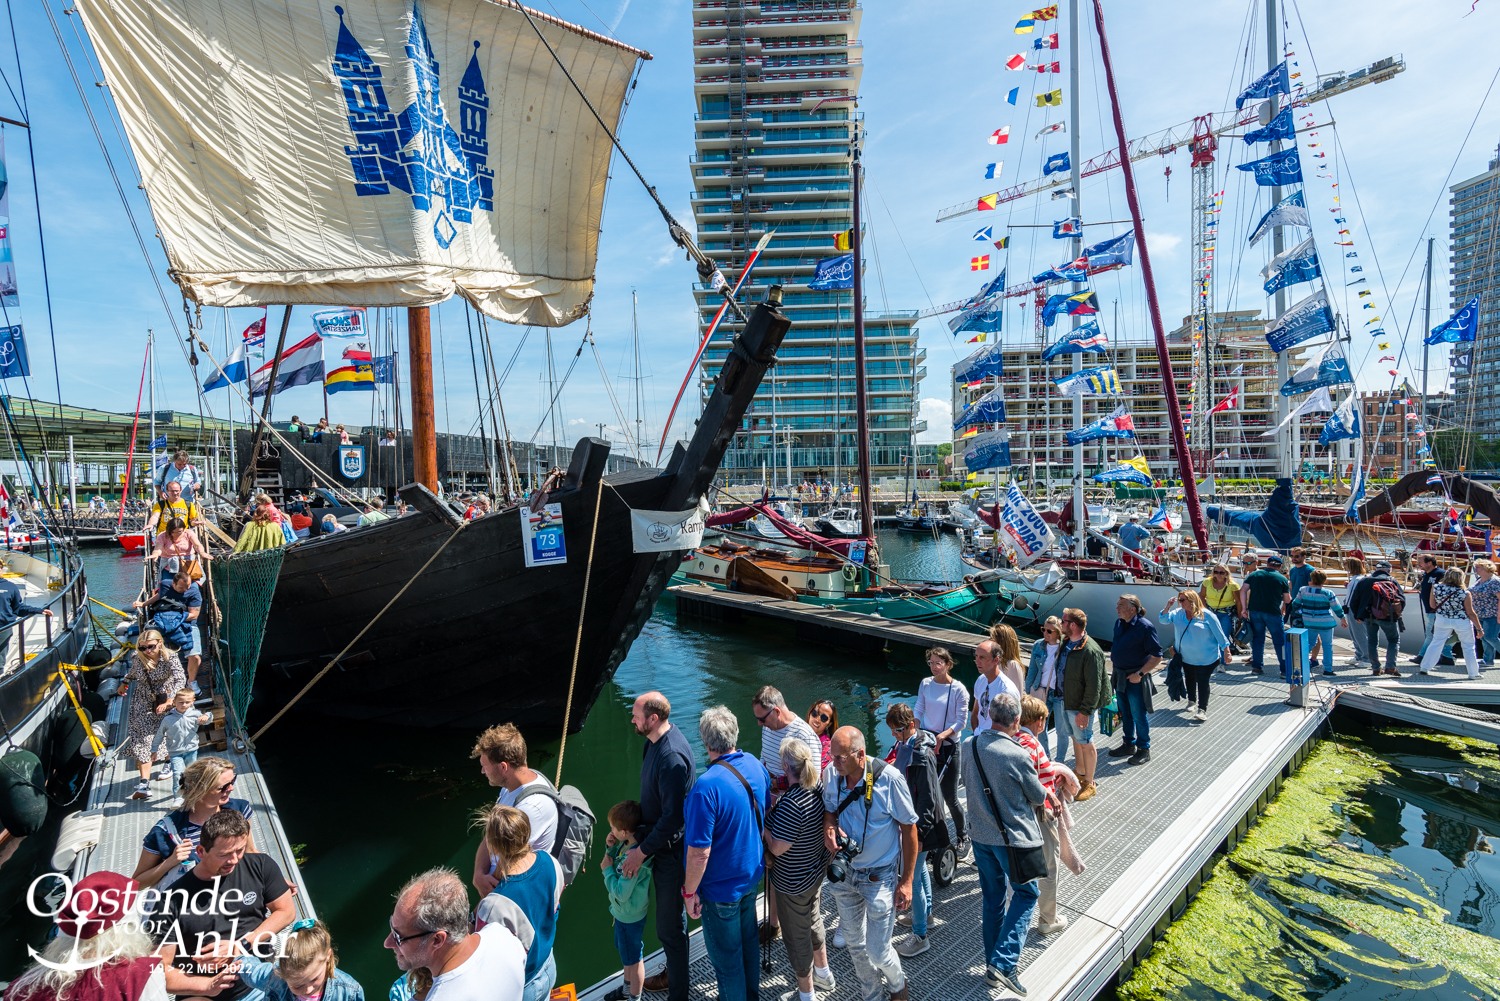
top-left (1118, 739), bottom-right (1500, 1001)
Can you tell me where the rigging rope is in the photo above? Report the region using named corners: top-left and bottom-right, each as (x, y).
top-left (554, 478), bottom-right (605, 785)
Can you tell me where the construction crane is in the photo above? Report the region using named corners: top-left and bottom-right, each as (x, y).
top-left (931, 54), bottom-right (1405, 227)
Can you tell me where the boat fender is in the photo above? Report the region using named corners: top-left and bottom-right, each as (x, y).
top-left (1013, 594), bottom-right (1030, 610)
top-left (0, 749), bottom-right (48, 836)
top-left (98, 678), bottom-right (121, 700)
top-left (843, 564), bottom-right (859, 584)
top-left (79, 687), bottom-right (107, 723)
top-left (81, 645), bottom-right (112, 669)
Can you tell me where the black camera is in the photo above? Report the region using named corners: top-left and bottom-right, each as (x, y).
top-left (826, 831), bottom-right (863, 883)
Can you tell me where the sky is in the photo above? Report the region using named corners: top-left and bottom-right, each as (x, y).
top-left (1, 0), bottom-right (1498, 457)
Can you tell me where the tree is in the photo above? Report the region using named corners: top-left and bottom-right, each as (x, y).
top-left (936, 442), bottom-right (953, 458)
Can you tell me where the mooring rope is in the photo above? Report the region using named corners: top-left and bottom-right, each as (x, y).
top-left (554, 478), bottom-right (606, 786)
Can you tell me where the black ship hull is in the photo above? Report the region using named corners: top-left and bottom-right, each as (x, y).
top-left (249, 300), bottom-right (792, 733)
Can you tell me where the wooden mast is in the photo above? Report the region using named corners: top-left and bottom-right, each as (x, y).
top-left (1090, 0), bottom-right (1209, 554)
top-left (408, 306), bottom-right (439, 492)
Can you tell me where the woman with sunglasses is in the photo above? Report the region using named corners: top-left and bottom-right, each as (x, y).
top-left (133, 755), bottom-right (257, 888)
top-left (805, 700), bottom-right (839, 769)
top-left (122, 627), bottom-right (186, 800)
top-left (1198, 564), bottom-right (1239, 650)
top-left (1023, 618), bottom-right (1069, 763)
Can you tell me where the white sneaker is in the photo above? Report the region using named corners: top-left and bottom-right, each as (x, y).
top-left (895, 933), bottom-right (929, 958)
top-left (777, 992), bottom-right (809, 1001)
top-left (812, 969), bottom-right (836, 992)
top-left (1037, 916), bottom-right (1069, 934)
top-left (830, 926), bottom-right (846, 949)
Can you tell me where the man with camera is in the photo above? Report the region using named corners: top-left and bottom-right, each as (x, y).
top-left (822, 726), bottom-right (919, 1001)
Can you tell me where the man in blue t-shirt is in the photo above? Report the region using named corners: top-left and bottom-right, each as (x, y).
top-left (135, 571), bottom-right (204, 692)
top-left (682, 705), bottom-right (770, 1001)
top-left (1118, 514), bottom-right (1151, 572)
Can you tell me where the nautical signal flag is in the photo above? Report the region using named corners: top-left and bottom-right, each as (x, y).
top-left (833, 229), bottom-right (854, 251)
top-left (1006, 54), bottom-right (1026, 70)
top-left (1007, 87), bottom-right (1020, 106)
top-left (1209, 386), bottom-right (1239, 414)
top-left (994, 237), bottom-right (1010, 250)
top-left (977, 192), bottom-right (1000, 211)
top-left (1041, 290), bottom-right (1100, 326)
top-left (1014, 17), bottom-right (1035, 33)
top-left (1052, 217), bottom-right (1081, 238)
top-left (971, 255), bottom-right (991, 271)
top-left (989, 126), bottom-right (1011, 145)
top-left (1036, 122), bottom-right (1065, 139)
top-left (1031, 5), bottom-right (1058, 20)
top-left (984, 162), bottom-right (1001, 179)
top-left (1033, 62), bottom-right (1061, 73)
top-left (1043, 151), bottom-right (1071, 176)
top-left (966, 333), bottom-right (987, 344)
top-left (1033, 32), bottom-right (1059, 49)
top-left (1036, 89), bottom-right (1063, 107)
top-left (973, 226), bottom-right (994, 242)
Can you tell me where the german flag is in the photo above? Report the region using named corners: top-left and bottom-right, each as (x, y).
top-left (833, 229), bottom-right (854, 251)
top-left (976, 192), bottom-right (1000, 211)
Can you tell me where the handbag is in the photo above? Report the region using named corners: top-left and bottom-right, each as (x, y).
top-left (183, 558), bottom-right (204, 583)
top-left (970, 735), bottom-right (1049, 885)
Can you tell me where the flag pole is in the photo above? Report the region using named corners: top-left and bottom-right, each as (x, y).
top-left (238, 305), bottom-right (294, 499)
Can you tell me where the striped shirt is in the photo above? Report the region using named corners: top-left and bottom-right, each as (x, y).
top-left (1291, 586), bottom-right (1344, 629)
top-left (1013, 728), bottom-right (1058, 795)
top-left (765, 785), bottom-right (828, 895)
top-left (760, 714), bottom-right (823, 781)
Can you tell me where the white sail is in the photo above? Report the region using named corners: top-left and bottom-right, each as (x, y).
top-left (76, 0), bottom-right (647, 326)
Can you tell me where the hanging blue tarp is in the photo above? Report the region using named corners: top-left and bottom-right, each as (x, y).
top-left (1205, 477), bottom-right (1302, 551)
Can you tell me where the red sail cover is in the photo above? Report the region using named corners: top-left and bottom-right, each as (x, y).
top-left (750, 504), bottom-right (864, 558)
top-left (706, 505), bottom-right (759, 528)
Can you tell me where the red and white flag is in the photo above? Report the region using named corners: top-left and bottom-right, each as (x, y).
top-left (1209, 386), bottom-right (1239, 414)
top-left (1005, 54), bottom-right (1027, 70)
top-left (989, 126), bottom-right (1011, 145)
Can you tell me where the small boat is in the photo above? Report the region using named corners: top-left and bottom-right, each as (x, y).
top-left (117, 533), bottom-right (147, 554)
top-left (895, 505), bottom-right (941, 534)
top-left (815, 506), bottom-right (862, 538)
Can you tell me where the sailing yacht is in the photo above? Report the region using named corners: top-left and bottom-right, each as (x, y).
top-left (74, 0), bottom-right (790, 730)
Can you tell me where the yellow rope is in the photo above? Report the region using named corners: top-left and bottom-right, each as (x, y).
top-left (554, 479), bottom-right (606, 787)
top-left (56, 669), bottom-right (106, 757)
top-left (250, 520), bottom-right (470, 743)
top-left (89, 596), bottom-right (134, 619)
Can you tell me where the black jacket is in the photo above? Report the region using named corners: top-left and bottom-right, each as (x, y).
top-left (1349, 570), bottom-right (1393, 621)
top-left (892, 729), bottom-right (949, 852)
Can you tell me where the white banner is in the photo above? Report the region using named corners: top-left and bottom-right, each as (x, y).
top-left (630, 508), bottom-right (706, 554)
top-left (76, 0), bottom-right (646, 326)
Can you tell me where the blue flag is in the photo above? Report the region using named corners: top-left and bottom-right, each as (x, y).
top-left (1033, 260), bottom-right (1088, 285)
top-left (1041, 320), bottom-right (1108, 361)
top-left (1093, 464), bottom-right (1152, 486)
top-left (953, 387), bottom-right (1007, 430)
top-left (1236, 147), bottom-right (1303, 187)
top-left (963, 271), bottom-right (1007, 308)
top-left (1264, 288), bottom-right (1334, 352)
top-left (950, 303), bottom-right (1005, 336)
top-left (1007, 87), bottom-right (1020, 106)
top-left (1053, 366), bottom-right (1120, 396)
top-left (1235, 60), bottom-right (1290, 109)
top-left (373, 355), bottom-right (397, 384)
top-left (1043, 151), bottom-right (1071, 176)
top-left (808, 254), bottom-right (855, 290)
top-left (1318, 392), bottom-right (1361, 446)
top-left (147, 433), bottom-right (168, 451)
top-left (1247, 190), bottom-right (1309, 246)
top-left (202, 342), bottom-right (249, 392)
top-left (998, 483), bottom-right (1054, 566)
top-left (1345, 465), bottom-right (1366, 522)
top-left (1425, 295), bottom-right (1480, 345)
top-left (963, 430), bottom-right (1012, 472)
top-left (953, 343), bottom-right (1005, 384)
top-left (1052, 217), bottom-right (1081, 239)
top-left (973, 226), bottom-right (994, 242)
top-left (0, 325), bottom-right (30, 379)
top-left (984, 162), bottom-right (999, 179)
top-left (1065, 405), bottom-right (1135, 445)
top-left (1261, 236), bottom-right (1320, 294)
top-left (1281, 340), bottom-right (1353, 397)
top-left (1244, 106), bottom-right (1294, 144)
top-left (1081, 232), bottom-right (1135, 269)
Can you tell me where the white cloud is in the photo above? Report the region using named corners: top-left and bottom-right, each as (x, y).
top-left (1146, 232), bottom-right (1183, 256)
top-left (916, 398), bottom-right (952, 443)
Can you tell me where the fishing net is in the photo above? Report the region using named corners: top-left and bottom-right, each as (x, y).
top-left (209, 548), bottom-right (283, 727)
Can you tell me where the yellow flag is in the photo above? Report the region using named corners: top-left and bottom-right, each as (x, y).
top-left (1123, 455), bottom-right (1152, 477)
top-left (1036, 89), bottom-right (1062, 107)
top-left (833, 229), bottom-right (853, 251)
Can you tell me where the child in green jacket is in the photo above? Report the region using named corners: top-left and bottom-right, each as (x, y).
top-left (600, 800), bottom-right (653, 1001)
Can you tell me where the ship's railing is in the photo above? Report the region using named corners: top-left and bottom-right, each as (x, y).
top-left (1, 544), bottom-right (87, 675)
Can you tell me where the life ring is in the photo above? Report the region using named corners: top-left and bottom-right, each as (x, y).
top-left (843, 564), bottom-right (860, 584)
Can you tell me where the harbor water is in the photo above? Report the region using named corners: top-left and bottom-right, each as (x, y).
top-left (67, 537), bottom-right (1500, 997)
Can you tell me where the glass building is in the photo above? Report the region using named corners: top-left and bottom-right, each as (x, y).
top-left (1449, 147), bottom-right (1500, 437)
top-left (689, 0), bottom-right (921, 487)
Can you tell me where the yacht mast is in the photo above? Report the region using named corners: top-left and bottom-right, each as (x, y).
top-left (851, 132), bottom-right (875, 541)
top-left (409, 307), bottom-right (438, 492)
top-left (1266, 0), bottom-right (1294, 482)
top-left (1066, 0), bottom-right (1086, 556)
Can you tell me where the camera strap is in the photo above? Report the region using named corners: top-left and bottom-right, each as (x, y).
top-left (833, 759), bottom-right (885, 851)
top-left (710, 757), bottom-right (763, 831)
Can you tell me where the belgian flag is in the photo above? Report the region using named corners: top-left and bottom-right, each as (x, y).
top-left (833, 229), bottom-right (854, 251)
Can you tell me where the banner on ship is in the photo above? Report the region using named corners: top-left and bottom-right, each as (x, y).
top-left (1264, 288), bottom-right (1335, 352)
top-left (630, 507), bottom-right (706, 554)
top-left (999, 483), bottom-right (1052, 567)
top-left (74, 0), bottom-right (646, 326)
top-left (521, 503), bottom-right (568, 568)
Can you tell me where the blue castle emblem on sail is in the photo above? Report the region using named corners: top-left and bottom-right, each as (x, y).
top-left (331, 4), bottom-right (495, 248)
